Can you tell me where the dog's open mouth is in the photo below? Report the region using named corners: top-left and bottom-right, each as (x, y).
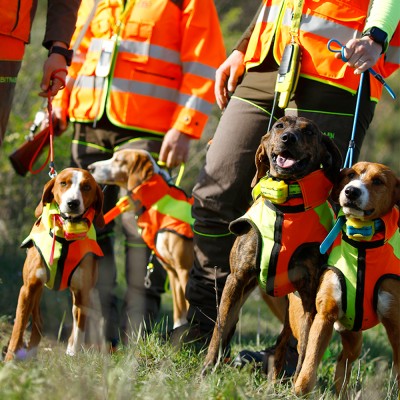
top-left (342, 201), bottom-right (375, 218)
top-left (273, 151), bottom-right (309, 171)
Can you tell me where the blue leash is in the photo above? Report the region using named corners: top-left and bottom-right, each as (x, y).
top-left (319, 39), bottom-right (397, 254)
top-left (327, 38), bottom-right (396, 168)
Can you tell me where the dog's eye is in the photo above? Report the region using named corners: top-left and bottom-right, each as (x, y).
top-left (303, 129), bottom-right (314, 136)
top-left (275, 123), bottom-right (284, 129)
top-left (59, 181), bottom-right (67, 187)
top-left (347, 172), bottom-right (355, 180)
top-left (82, 184), bottom-right (92, 192)
top-left (372, 178), bottom-right (384, 186)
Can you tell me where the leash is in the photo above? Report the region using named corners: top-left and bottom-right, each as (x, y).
top-left (327, 39), bottom-right (396, 168)
top-left (28, 69), bottom-right (67, 178)
top-left (320, 39), bottom-right (397, 254)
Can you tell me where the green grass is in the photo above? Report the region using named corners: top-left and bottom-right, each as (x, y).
top-left (0, 292), bottom-right (398, 399)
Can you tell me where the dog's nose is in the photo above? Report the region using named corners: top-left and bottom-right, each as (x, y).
top-left (281, 131), bottom-right (298, 144)
top-left (67, 199), bottom-right (81, 210)
top-left (345, 186), bottom-right (361, 201)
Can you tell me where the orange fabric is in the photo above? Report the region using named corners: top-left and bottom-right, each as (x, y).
top-left (330, 207), bottom-right (400, 330)
top-left (0, 35), bottom-right (25, 60)
top-left (54, 0), bottom-right (226, 139)
top-left (0, 0), bottom-right (34, 44)
top-left (131, 174), bottom-right (193, 262)
top-left (245, 0), bottom-right (400, 100)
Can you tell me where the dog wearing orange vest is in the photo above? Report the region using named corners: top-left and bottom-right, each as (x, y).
top-left (88, 149), bottom-right (194, 329)
top-left (294, 161), bottom-right (400, 396)
top-left (5, 168), bottom-right (105, 360)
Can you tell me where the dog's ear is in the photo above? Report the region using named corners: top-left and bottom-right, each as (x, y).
top-left (251, 140), bottom-right (270, 187)
top-left (35, 177), bottom-right (56, 217)
top-left (330, 167), bottom-right (350, 203)
top-left (127, 154), bottom-right (154, 191)
top-left (321, 135), bottom-right (342, 184)
top-left (93, 184), bottom-right (105, 229)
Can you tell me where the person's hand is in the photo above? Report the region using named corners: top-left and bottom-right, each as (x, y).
top-left (39, 54), bottom-right (67, 98)
top-left (215, 50), bottom-right (245, 110)
top-left (335, 36), bottom-right (382, 75)
top-left (159, 128), bottom-right (191, 168)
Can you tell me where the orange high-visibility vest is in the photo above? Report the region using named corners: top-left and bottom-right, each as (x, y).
top-left (130, 173), bottom-right (194, 264)
top-left (21, 202), bottom-right (103, 291)
top-left (245, 0), bottom-right (400, 101)
top-left (230, 170), bottom-right (335, 297)
top-left (58, 0), bottom-right (225, 139)
top-left (327, 207), bottom-right (400, 331)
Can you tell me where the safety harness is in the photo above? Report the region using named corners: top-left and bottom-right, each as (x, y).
top-left (21, 202), bottom-right (103, 291)
top-left (129, 173), bottom-right (194, 264)
top-left (230, 169), bottom-right (334, 297)
top-left (326, 207), bottom-right (400, 331)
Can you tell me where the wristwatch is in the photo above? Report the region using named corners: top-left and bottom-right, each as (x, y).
top-left (48, 46), bottom-right (73, 66)
top-left (362, 27), bottom-right (388, 53)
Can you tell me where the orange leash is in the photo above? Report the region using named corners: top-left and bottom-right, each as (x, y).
top-left (28, 69), bottom-right (67, 177)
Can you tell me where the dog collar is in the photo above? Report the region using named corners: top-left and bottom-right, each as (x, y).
top-left (253, 169), bottom-right (332, 209)
top-left (345, 218), bottom-right (384, 241)
top-left (49, 203), bottom-right (95, 241)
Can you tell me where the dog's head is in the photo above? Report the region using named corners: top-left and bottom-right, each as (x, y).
top-left (88, 149), bottom-right (164, 192)
top-left (331, 161), bottom-right (400, 221)
top-left (252, 116), bottom-right (342, 186)
top-left (35, 168), bottom-right (105, 228)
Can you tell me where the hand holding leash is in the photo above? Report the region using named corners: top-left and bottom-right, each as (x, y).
top-left (327, 39), bottom-right (396, 99)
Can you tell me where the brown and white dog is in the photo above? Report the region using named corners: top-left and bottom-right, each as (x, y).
top-left (202, 116), bottom-right (342, 377)
top-left (294, 161), bottom-right (400, 396)
top-left (5, 168), bottom-right (105, 361)
top-left (88, 149), bottom-right (194, 329)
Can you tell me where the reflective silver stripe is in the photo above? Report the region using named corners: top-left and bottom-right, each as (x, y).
top-left (88, 38), bottom-right (104, 52)
top-left (260, 5), bottom-right (281, 24)
top-left (177, 92), bottom-right (213, 115)
top-left (182, 61), bottom-right (216, 80)
top-left (111, 77), bottom-right (212, 114)
top-left (119, 40), bottom-right (216, 80)
top-left (119, 39), bottom-right (181, 65)
top-left (282, 8), bottom-right (358, 42)
top-left (74, 75), bottom-right (106, 90)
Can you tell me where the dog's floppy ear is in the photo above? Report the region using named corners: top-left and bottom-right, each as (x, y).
top-left (330, 167), bottom-right (350, 203)
top-left (127, 153), bottom-right (154, 191)
top-left (321, 135), bottom-right (342, 184)
top-left (34, 177), bottom-right (56, 218)
top-left (251, 139), bottom-right (270, 187)
top-left (93, 183), bottom-right (105, 228)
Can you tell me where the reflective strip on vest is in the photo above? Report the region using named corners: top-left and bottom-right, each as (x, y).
top-left (328, 207), bottom-right (400, 331)
top-left (67, 0), bottom-right (226, 138)
top-left (245, 0), bottom-right (400, 100)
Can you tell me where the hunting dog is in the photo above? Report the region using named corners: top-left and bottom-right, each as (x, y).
top-left (5, 168), bottom-right (105, 361)
top-left (294, 162), bottom-right (400, 396)
top-left (202, 116), bottom-right (342, 378)
top-left (88, 149), bottom-right (194, 329)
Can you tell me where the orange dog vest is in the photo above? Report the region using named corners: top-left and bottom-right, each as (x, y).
top-left (22, 202), bottom-right (103, 291)
top-left (230, 170), bottom-right (334, 297)
top-left (130, 173), bottom-right (194, 264)
top-left (327, 207), bottom-right (400, 331)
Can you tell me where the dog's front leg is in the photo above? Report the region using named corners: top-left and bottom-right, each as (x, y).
top-left (377, 279), bottom-right (400, 390)
top-left (294, 270), bottom-right (340, 395)
top-left (202, 232), bottom-right (258, 374)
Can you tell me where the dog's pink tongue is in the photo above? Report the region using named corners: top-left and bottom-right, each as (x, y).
top-left (277, 155), bottom-right (296, 168)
